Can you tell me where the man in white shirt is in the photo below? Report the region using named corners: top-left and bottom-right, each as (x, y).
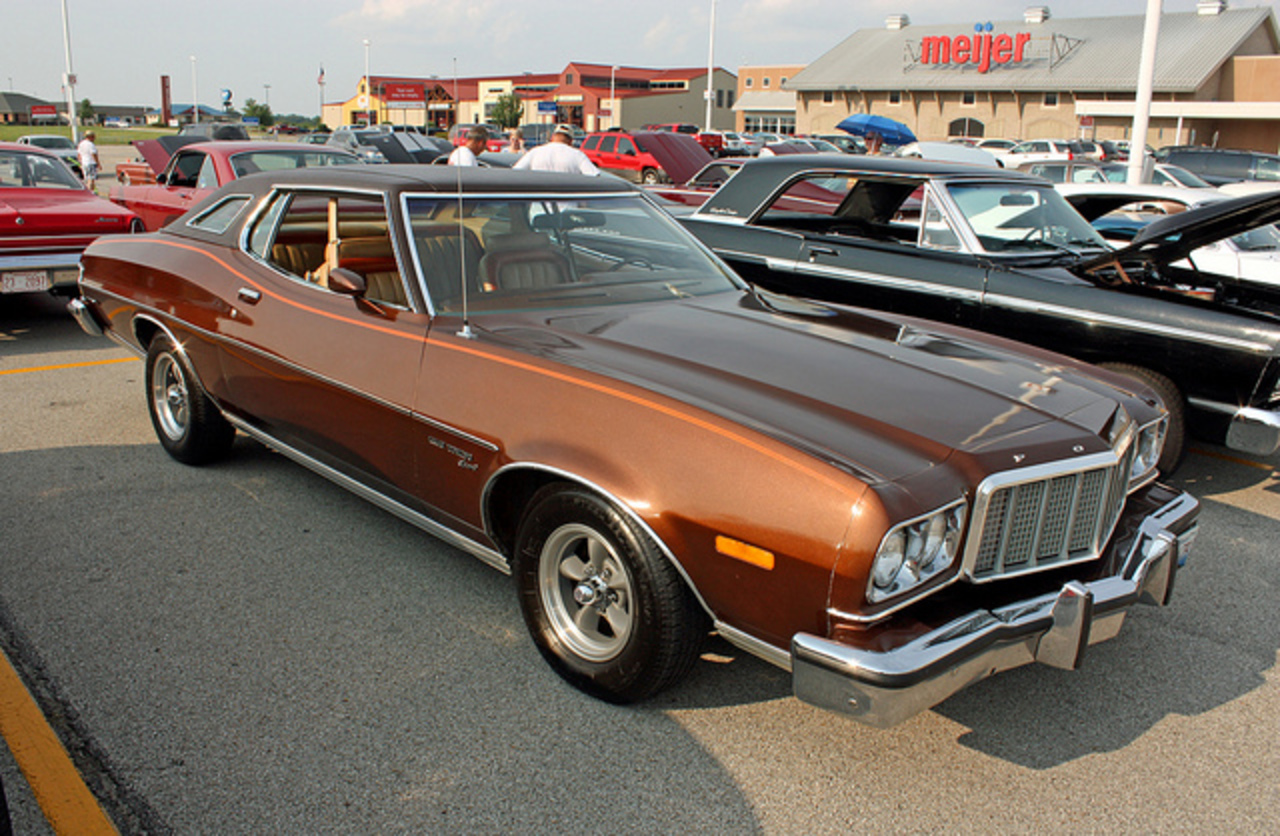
top-left (512, 128), bottom-right (598, 175)
top-left (77, 131), bottom-right (100, 188)
top-left (448, 126), bottom-right (488, 166)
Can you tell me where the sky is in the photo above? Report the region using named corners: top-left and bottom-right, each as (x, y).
top-left (7, 1), bottom-right (1275, 118)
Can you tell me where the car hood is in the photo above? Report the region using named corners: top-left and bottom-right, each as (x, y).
top-left (1077, 190), bottom-right (1280, 271)
top-left (0, 190), bottom-right (136, 235)
top-left (484, 291), bottom-right (1144, 485)
top-left (631, 132), bottom-right (713, 185)
top-left (131, 136), bottom-right (206, 175)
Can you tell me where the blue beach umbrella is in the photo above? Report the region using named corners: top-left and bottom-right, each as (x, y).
top-left (836, 113), bottom-right (917, 146)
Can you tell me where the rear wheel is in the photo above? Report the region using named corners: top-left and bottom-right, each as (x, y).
top-left (514, 485), bottom-right (706, 703)
top-left (640, 167), bottom-right (660, 185)
top-left (1100, 362), bottom-right (1185, 475)
top-left (145, 335), bottom-right (235, 465)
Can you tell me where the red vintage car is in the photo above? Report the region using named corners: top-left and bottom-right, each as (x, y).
top-left (108, 141), bottom-right (361, 231)
top-left (0, 141), bottom-right (139, 296)
top-left (70, 165), bottom-right (1197, 727)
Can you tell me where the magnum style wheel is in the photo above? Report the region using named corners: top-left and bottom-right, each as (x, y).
top-left (514, 485), bottom-right (706, 703)
top-left (1101, 362), bottom-right (1186, 475)
top-left (145, 335), bottom-right (235, 465)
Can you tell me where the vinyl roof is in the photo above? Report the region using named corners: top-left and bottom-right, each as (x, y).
top-left (786, 7), bottom-right (1278, 93)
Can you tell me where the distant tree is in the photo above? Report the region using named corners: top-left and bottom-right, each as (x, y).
top-left (77, 98), bottom-right (95, 124)
top-left (490, 93), bottom-right (522, 130)
top-left (242, 98), bottom-right (275, 127)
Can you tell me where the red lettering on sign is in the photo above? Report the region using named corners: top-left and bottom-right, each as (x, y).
top-left (918, 31), bottom-right (1031, 74)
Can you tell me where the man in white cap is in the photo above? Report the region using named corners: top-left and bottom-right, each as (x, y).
top-left (512, 127), bottom-right (598, 175)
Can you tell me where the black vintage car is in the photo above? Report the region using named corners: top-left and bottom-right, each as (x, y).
top-left (679, 154), bottom-right (1280, 473)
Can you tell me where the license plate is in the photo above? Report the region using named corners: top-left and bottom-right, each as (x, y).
top-left (1, 270), bottom-right (51, 294)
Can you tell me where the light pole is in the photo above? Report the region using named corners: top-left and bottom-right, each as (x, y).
top-left (190, 55), bottom-right (198, 125)
top-left (363, 38), bottom-right (371, 126)
top-left (609, 65), bottom-right (617, 130)
top-left (1127, 0), bottom-right (1163, 184)
top-left (704, 0), bottom-right (717, 132)
top-left (264, 84), bottom-right (271, 108)
top-left (60, 0), bottom-right (79, 142)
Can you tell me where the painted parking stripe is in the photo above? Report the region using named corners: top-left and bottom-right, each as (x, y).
top-left (0, 648), bottom-right (118, 834)
top-left (1190, 446), bottom-right (1278, 472)
top-left (0, 357), bottom-right (138, 377)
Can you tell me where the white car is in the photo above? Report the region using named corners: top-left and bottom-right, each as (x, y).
top-left (1058, 182), bottom-right (1280, 288)
top-left (975, 138), bottom-right (1018, 159)
top-left (1001, 138), bottom-right (1077, 169)
top-left (16, 134), bottom-right (82, 177)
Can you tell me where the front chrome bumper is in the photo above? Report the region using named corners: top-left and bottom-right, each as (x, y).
top-left (1189, 397), bottom-right (1280, 457)
top-left (791, 491), bottom-right (1199, 728)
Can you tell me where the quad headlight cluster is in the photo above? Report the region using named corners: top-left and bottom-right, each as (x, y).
top-left (1129, 417), bottom-right (1168, 488)
top-left (868, 501), bottom-right (967, 604)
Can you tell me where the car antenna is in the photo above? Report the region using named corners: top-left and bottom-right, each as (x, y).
top-left (453, 57), bottom-right (474, 340)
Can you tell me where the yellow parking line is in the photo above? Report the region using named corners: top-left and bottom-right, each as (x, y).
top-left (0, 357), bottom-right (138, 377)
top-left (0, 648), bottom-right (118, 834)
top-left (1190, 446), bottom-right (1277, 472)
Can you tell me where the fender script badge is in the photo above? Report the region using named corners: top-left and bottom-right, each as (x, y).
top-left (429, 436), bottom-right (479, 471)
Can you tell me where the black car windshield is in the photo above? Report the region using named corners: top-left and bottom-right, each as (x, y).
top-left (946, 183), bottom-right (1109, 254)
top-left (404, 194), bottom-right (741, 314)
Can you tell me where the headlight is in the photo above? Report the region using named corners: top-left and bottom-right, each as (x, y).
top-left (1129, 416), bottom-right (1167, 487)
top-left (868, 501), bottom-right (966, 604)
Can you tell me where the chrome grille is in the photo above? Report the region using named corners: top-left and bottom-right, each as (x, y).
top-left (966, 441), bottom-right (1136, 582)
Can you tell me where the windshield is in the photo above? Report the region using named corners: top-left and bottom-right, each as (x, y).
top-left (1230, 223), bottom-right (1280, 252)
top-left (945, 182), bottom-right (1108, 254)
top-left (229, 149), bottom-right (360, 177)
top-left (404, 193), bottom-right (740, 314)
top-left (28, 136), bottom-right (74, 150)
top-left (0, 150), bottom-right (84, 189)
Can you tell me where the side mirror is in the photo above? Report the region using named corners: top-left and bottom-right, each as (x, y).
top-left (156, 173), bottom-right (169, 185)
top-left (327, 267), bottom-right (367, 297)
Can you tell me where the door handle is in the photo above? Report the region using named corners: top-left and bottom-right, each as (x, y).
top-left (237, 287), bottom-right (262, 304)
top-left (807, 246), bottom-right (838, 261)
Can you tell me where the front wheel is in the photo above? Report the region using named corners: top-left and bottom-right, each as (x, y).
top-left (1100, 362), bottom-right (1186, 475)
top-left (145, 335), bottom-right (235, 465)
top-left (514, 485), bottom-right (706, 703)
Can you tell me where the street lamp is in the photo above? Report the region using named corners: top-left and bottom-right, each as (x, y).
top-left (190, 55), bottom-right (198, 125)
top-left (264, 83), bottom-right (270, 108)
top-left (61, 0), bottom-right (79, 142)
top-left (704, 0), bottom-right (717, 132)
top-left (363, 38), bottom-right (371, 126)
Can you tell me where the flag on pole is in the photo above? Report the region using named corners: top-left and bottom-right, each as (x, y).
top-left (318, 65), bottom-right (325, 85)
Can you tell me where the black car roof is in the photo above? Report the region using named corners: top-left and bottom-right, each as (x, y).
top-left (693, 154), bottom-right (1043, 218)
top-left (229, 165), bottom-right (639, 197)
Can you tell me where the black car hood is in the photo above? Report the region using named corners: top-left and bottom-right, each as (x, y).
top-left (1077, 190), bottom-right (1280, 271)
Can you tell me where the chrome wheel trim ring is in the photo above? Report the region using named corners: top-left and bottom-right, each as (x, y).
top-left (537, 522), bottom-right (635, 662)
top-left (151, 353), bottom-right (189, 441)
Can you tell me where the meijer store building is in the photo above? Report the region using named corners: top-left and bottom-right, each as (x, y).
top-left (786, 3), bottom-right (1280, 150)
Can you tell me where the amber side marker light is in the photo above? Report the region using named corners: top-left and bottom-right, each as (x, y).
top-left (715, 535), bottom-right (775, 570)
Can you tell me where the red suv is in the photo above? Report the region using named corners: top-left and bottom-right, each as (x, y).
top-left (581, 131), bottom-right (670, 183)
top-left (644, 123), bottom-right (724, 157)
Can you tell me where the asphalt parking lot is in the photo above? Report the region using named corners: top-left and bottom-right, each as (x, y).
top-left (2, 289), bottom-right (1278, 834)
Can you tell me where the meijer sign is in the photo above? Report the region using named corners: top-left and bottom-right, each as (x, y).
top-left (920, 23), bottom-right (1032, 74)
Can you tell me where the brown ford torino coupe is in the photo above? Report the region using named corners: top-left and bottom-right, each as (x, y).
top-left (70, 166), bottom-right (1198, 727)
